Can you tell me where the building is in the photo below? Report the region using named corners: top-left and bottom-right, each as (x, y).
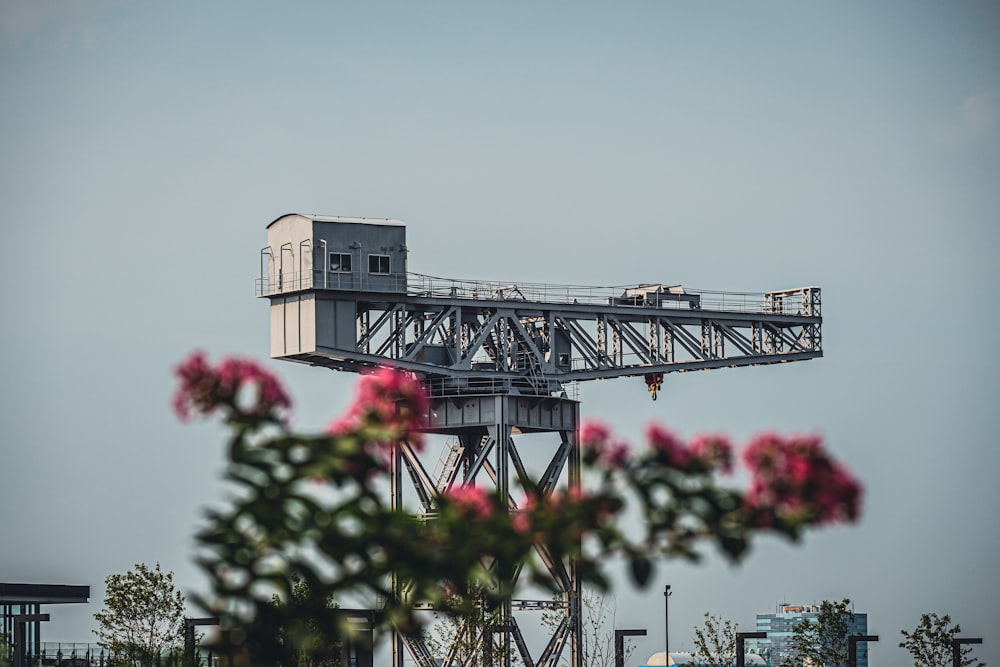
top-left (749, 603), bottom-right (869, 667)
top-left (259, 213), bottom-right (409, 359)
top-left (1, 583), bottom-right (90, 667)
top-left (640, 652), bottom-right (767, 667)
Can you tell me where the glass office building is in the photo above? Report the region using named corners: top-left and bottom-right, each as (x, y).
top-left (749, 603), bottom-right (869, 667)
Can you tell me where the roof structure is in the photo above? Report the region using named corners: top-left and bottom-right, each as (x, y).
top-left (0, 583), bottom-right (90, 605)
top-left (266, 213), bottom-right (406, 228)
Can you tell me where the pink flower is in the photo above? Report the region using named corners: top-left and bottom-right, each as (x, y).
top-left (445, 485), bottom-right (494, 520)
top-left (172, 351), bottom-right (291, 422)
top-left (742, 433), bottom-right (862, 526)
top-left (646, 424), bottom-right (691, 470)
top-left (511, 510), bottom-right (531, 535)
top-left (580, 420), bottom-right (611, 448)
top-left (689, 433), bottom-right (734, 474)
top-left (511, 492), bottom-right (538, 535)
top-left (172, 351), bottom-right (214, 421)
top-left (580, 420), bottom-right (631, 467)
top-left (326, 366), bottom-right (429, 447)
top-left (602, 441), bottom-right (631, 467)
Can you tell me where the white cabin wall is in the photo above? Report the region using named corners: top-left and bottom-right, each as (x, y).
top-left (266, 215), bottom-right (314, 287)
top-left (269, 294), bottom-right (316, 357)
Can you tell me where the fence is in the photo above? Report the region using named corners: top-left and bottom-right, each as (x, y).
top-left (11, 644), bottom-right (215, 667)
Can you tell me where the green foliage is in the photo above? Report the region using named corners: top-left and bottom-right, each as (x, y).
top-left (425, 584), bottom-right (520, 667)
top-left (268, 577), bottom-right (343, 667)
top-left (93, 562), bottom-right (186, 667)
top-left (784, 599), bottom-right (858, 667)
top-left (1, 633), bottom-right (10, 667)
top-left (899, 613), bottom-right (985, 667)
top-left (692, 612), bottom-right (739, 667)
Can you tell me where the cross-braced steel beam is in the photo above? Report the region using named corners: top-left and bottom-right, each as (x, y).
top-left (268, 282), bottom-right (821, 397)
top-left (390, 394), bottom-right (582, 667)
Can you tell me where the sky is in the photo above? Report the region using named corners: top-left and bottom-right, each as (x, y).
top-left (1, 1), bottom-right (998, 665)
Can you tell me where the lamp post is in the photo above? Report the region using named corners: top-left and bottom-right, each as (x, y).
top-left (616, 629), bottom-right (647, 667)
top-left (848, 635), bottom-right (878, 667)
top-left (952, 637), bottom-right (983, 667)
top-left (12, 613), bottom-right (49, 667)
top-left (736, 631), bottom-right (767, 667)
top-left (664, 585), bottom-right (672, 664)
top-left (185, 617), bottom-right (219, 667)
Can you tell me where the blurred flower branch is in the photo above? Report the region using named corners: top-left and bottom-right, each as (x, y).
top-left (174, 352), bottom-right (862, 666)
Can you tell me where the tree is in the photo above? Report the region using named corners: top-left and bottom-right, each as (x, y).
top-left (692, 612), bottom-right (739, 667)
top-left (94, 562), bottom-right (186, 666)
top-left (174, 353), bottom-right (863, 667)
top-left (577, 590), bottom-right (632, 667)
top-left (899, 613), bottom-right (985, 667)
top-left (425, 585), bottom-right (520, 667)
top-left (784, 599), bottom-right (859, 667)
top-left (268, 576), bottom-right (343, 667)
top-left (540, 588), bottom-right (632, 667)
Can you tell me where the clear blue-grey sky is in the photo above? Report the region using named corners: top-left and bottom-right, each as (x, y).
top-left (1, 2), bottom-right (997, 666)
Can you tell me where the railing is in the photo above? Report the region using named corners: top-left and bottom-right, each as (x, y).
top-left (418, 374), bottom-right (581, 398)
top-left (13, 643), bottom-right (217, 667)
top-left (256, 270), bottom-right (819, 317)
top-left (255, 270), bottom-right (407, 297)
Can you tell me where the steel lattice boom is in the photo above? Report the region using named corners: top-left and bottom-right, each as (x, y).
top-left (260, 269), bottom-right (821, 396)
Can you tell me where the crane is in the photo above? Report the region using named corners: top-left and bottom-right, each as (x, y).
top-left (258, 214), bottom-right (822, 667)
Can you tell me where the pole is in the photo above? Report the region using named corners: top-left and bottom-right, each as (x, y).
top-left (737, 632), bottom-right (767, 667)
top-left (11, 614), bottom-right (49, 667)
top-left (848, 635), bottom-right (878, 667)
top-left (184, 618), bottom-right (219, 667)
top-left (615, 629), bottom-right (647, 667)
top-left (663, 585), bottom-right (671, 665)
top-left (952, 638), bottom-right (983, 667)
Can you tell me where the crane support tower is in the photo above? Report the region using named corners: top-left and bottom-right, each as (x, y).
top-left (257, 214), bottom-right (822, 667)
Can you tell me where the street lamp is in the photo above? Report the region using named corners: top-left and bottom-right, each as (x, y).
top-left (737, 632), bottom-right (767, 667)
top-left (848, 635), bottom-right (879, 667)
top-left (185, 617), bottom-right (220, 667)
top-left (664, 585), bottom-right (672, 663)
top-left (616, 629), bottom-right (647, 667)
top-left (952, 637), bottom-right (983, 667)
top-left (12, 613), bottom-right (49, 667)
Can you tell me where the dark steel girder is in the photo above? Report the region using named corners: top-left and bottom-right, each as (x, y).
top-left (286, 346), bottom-right (822, 387)
top-left (278, 291), bottom-right (822, 395)
top-left (281, 289), bottom-right (821, 393)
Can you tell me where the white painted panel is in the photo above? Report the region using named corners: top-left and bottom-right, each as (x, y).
top-left (300, 294), bottom-right (316, 353)
top-left (270, 302), bottom-right (284, 357)
top-left (285, 297), bottom-right (300, 354)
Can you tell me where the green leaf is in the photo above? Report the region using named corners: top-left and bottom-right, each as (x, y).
top-left (629, 555), bottom-right (653, 586)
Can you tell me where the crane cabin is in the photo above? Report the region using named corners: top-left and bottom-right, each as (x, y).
top-left (260, 214), bottom-right (408, 359)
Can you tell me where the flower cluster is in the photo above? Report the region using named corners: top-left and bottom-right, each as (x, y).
top-left (172, 351), bottom-right (291, 423)
top-left (646, 424), bottom-right (734, 474)
top-left (326, 366), bottom-right (429, 447)
top-left (443, 485), bottom-right (494, 520)
top-left (580, 420), bottom-right (630, 467)
top-left (689, 433), bottom-right (734, 474)
top-left (743, 432), bottom-right (862, 527)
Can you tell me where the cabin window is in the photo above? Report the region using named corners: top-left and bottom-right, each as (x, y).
top-left (329, 253), bottom-right (352, 272)
top-left (368, 254), bottom-right (390, 274)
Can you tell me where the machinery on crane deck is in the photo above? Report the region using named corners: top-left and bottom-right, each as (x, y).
top-left (258, 214), bottom-right (822, 667)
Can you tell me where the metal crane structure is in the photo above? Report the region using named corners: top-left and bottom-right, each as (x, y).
top-left (258, 214), bottom-right (823, 667)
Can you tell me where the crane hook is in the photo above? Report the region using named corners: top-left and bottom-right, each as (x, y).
top-left (644, 372), bottom-right (664, 401)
